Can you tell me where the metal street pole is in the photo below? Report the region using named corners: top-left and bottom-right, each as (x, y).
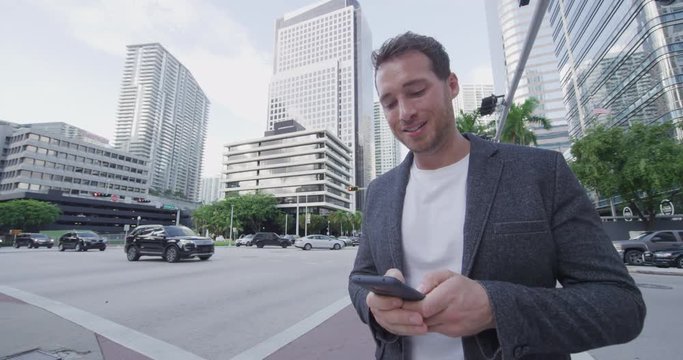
top-left (304, 194), bottom-right (308, 237)
top-left (229, 204), bottom-right (234, 241)
top-left (176, 209), bottom-right (180, 225)
top-left (494, 0), bottom-right (550, 142)
top-left (285, 213), bottom-right (288, 235)
top-left (296, 196), bottom-right (300, 237)
top-left (136, 215), bottom-right (141, 227)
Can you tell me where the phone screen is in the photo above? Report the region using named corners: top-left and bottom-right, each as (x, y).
top-left (351, 274), bottom-right (425, 301)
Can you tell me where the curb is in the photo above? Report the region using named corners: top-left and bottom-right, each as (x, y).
top-left (627, 268), bottom-right (683, 276)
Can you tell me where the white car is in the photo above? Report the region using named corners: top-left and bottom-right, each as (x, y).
top-left (295, 234), bottom-right (345, 250)
top-left (235, 234), bottom-right (254, 247)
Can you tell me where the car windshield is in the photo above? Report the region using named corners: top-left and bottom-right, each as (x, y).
top-left (631, 232), bottom-right (652, 240)
top-left (76, 231), bottom-right (99, 238)
top-left (164, 226), bottom-right (197, 237)
top-left (32, 234), bottom-right (49, 239)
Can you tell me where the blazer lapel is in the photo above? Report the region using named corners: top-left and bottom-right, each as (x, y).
top-left (462, 135), bottom-right (503, 276)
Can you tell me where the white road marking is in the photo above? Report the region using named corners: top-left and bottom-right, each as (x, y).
top-left (230, 296), bottom-right (351, 360)
top-left (0, 285), bottom-right (206, 360)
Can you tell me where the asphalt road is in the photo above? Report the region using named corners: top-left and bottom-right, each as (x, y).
top-left (1, 246), bottom-right (680, 360)
top-left (0, 245), bottom-right (359, 359)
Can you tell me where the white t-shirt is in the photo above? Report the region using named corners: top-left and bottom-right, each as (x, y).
top-left (402, 154), bottom-right (469, 360)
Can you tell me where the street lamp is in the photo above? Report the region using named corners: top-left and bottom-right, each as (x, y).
top-left (136, 216), bottom-right (141, 227)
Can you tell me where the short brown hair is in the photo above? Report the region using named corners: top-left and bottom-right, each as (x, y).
top-left (372, 32), bottom-right (451, 80)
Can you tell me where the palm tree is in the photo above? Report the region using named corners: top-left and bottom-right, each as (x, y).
top-left (455, 110), bottom-right (495, 139)
top-left (499, 97), bottom-right (551, 146)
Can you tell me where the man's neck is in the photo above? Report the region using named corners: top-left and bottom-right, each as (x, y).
top-left (413, 133), bottom-right (470, 170)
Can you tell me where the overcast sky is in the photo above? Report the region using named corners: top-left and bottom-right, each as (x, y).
top-left (0, 0), bottom-right (493, 177)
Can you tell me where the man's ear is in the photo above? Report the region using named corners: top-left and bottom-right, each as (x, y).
top-left (448, 73), bottom-right (459, 99)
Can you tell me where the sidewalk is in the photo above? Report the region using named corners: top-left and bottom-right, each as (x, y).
top-left (2, 265), bottom-right (680, 360)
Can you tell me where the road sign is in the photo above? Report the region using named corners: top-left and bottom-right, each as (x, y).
top-left (111, 194), bottom-right (119, 202)
top-left (123, 224), bottom-right (130, 232)
top-left (660, 199), bottom-right (675, 216)
top-left (623, 206), bottom-right (633, 222)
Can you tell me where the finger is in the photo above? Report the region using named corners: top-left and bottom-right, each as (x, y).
top-left (367, 291), bottom-right (403, 311)
top-left (416, 269), bottom-right (455, 293)
top-left (384, 268), bottom-right (405, 282)
top-left (372, 308), bottom-right (428, 336)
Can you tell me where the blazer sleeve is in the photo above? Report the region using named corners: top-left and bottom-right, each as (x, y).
top-left (348, 180), bottom-right (401, 345)
top-left (479, 153), bottom-right (646, 359)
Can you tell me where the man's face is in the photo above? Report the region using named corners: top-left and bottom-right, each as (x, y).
top-left (375, 51), bottom-right (459, 156)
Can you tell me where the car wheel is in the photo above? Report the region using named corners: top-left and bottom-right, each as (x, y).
top-left (99, 246), bottom-right (106, 251)
top-left (164, 246), bottom-right (180, 263)
top-left (333, 243), bottom-right (341, 250)
top-left (27, 242), bottom-right (34, 249)
top-left (58, 243), bottom-right (65, 252)
top-left (198, 255), bottom-right (212, 261)
top-left (13, 242), bottom-right (19, 248)
top-left (281, 243), bottom-right (288, 248)
top-left (75, 242), bottom-right (83, 252)
top-left (256, 242), bottom-right (264, 248)
top-left (304, 243), bottom-right (312, 251)
top-left (126, 246), bottom-right (140, 261)
top-left (677, 256), bottom-right (683, 269)
top-left (236, 243), bottom-right (241, 247)
top-left (624, 250), bottom-right (644, 265)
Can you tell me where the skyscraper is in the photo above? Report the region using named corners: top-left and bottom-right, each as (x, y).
top-left (114, 43), bottom-right (209, 202)
top-left (267, 0), bottom-right (373, 210)
top-left (373, 102), bottom-right (402, 177)
top-left (486, 0), bottom-right (570, 152)
top-left (546, 0), bottom-right (683, 140)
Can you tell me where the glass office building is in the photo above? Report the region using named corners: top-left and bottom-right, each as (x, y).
top-left (486, 0), bottom-right (571, 151)
top-left (548, 0), bottom-right (683, 139)
top-left (373, 102), bottom-right (402, 177)
top-left (268, 0), bottom-right (373, 210)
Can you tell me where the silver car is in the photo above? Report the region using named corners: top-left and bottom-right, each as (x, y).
top-left (295, 234), bottom-right (345, 250)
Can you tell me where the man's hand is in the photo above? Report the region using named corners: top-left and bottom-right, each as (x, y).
top-left (366, 269), bottom-right (428, 336)
top-left (403, 270), bottom-right (496, 337)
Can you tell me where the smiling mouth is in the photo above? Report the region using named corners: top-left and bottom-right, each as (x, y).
top-left (403, 122), bottom-right (426, 133)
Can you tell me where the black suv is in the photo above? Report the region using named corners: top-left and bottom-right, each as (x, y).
top-left (14, 233), bottom-right (54, 249)
top-left (125, 225), bottom-right (214, 263)
top-left (58, 231), bottom-right (107, 251)
top-left (252, 232), bottom-right (291, 248)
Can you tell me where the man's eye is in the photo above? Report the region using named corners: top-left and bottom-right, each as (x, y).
top-left (383, 101), bottom-right (397, 110)
top-left (410, 89), bottom-right (425, 97)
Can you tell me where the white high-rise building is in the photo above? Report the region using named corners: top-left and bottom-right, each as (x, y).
top-left (199, 176), bottom-right (222, 204)
top-left (486, 0), bottom-right (570, 152)
top-left (373, 102), bottom-right (401, 177)
top-left (267, 0), bottom-right (373, 210)
top-left (114, 43), bottom-right (209, 202)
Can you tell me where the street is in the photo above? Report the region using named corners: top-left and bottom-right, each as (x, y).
top-left (0, 246), bottom-right (680, 359)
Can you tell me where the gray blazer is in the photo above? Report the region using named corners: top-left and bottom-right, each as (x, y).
top-left (349, 134), bottom-right (645, 360)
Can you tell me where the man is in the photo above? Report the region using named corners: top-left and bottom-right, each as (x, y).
top-left (348, 32), bottom-right (645, 360)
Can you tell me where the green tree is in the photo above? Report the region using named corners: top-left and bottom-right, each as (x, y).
top-left (192, 194), bottom-right (283, 237)
top-left (329, 210), bottom-right (351, 236)
top-left (298, 213), bottom-right (327, 235)
top-left (570, 122), bottom-right (683, 227)
top-left (455, 110), bottom-right (495, 138)
top-left (0, 199), bottom-right (61, 231)
top-left (499, 98), bottom-right (552, 146)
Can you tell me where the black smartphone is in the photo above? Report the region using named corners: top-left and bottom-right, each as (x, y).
top-left (351, 274), bottom-right (425, 301)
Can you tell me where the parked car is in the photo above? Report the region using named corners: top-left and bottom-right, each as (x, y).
top-left (350, 236), bottom-right (360, 246)
top-left (252, 232), bottom-right (291, 248)
top-left (337, 236), bottom-right (354, 247)
top-left (58, 231), bottom-right (106, 251)
top-left (14, 233), bottom-right (54, 249)
top-left (236, 234), bottom-right (254, 247)
top-left (295, 234), bottom-right (345, 250)
top-left (124, 225), bottom-right (214, 263)
top-left (643, 248), bottom-right (683, 268)
top-left (612, 230), bottom-right (683, 265)
top-left (281, 234), bottom-right (299, 243)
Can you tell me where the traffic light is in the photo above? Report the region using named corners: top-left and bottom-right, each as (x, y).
top-left (479, 95), bottom-right (499, 116)
top-left (346, 186), bottom-right (359, 192)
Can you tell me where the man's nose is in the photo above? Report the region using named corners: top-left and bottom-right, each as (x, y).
top-left (399, 100), bottom-right (416, 121)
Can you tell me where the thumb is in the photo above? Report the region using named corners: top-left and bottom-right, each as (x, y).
top-left (417, 269), bottom-right (455, 294)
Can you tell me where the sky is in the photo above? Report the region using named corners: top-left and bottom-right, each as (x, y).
top-left (0, 0), bottom-right (493, 177)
